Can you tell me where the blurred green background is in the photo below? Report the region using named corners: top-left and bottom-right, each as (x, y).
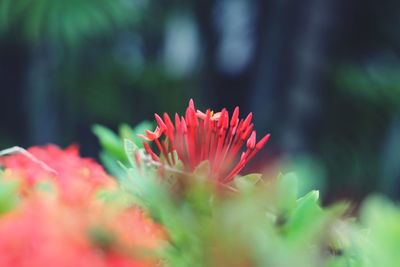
top-left (0, 0), bottom-right (399, 201)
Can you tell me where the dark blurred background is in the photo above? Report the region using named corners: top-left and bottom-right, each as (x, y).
top-left (1, 0), bottom-right (400, 201)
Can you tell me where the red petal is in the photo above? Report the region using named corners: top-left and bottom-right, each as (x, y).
top-left (230, 106), bottom-right (239, 127)
top-left (143, 142), bottom-right (160, 161)
top-left (243, 112), bottom-right (253, 128)
top-left (247, 131), bottom-right (256, 150)
top-left (155, 113), bottom-right (167, 130)
top-left (145, 128), bottom-right (161, 140)
top-left (180, 117), bottom-right (187, 133)
top-left (256, 133), bottom-right (271, 150)
top-left (189, 98), bottom-right (195, 110)
top-left (163, 112), bottom-right (175, 131)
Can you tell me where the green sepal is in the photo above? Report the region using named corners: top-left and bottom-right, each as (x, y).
top-left (124, 138), bottom-right (140, 169)
top-left (234, 173), bottom-right (262, 192)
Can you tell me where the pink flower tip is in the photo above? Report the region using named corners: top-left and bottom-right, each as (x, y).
top-left (155, 113), bottom-right (167, 130)
top-left (247, 131), bottom-right (256, 150)
top-left (189, 98), bottom-right (195, 109)
top-left (230, 106), bottom-right (239, 127)
top-left (256, 133), bottom-right (271, 150)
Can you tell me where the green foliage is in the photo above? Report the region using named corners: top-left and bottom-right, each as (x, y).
top-left (110, 140), bottom-right (352, 267)
top-left (336, 64), bottom-right (400, 110)
top-left (92, 121), bottom-right (152, 177)
top-left (357, 196), bottom-right (400, 267)
top-left (0, 0), bottom-right (147, 44)
top-left (233, 173), bottom-right (262, 193)
top-left (0, 175), bottom-right (19, 215)
top-left (93, 122), bottom-right (400, 267)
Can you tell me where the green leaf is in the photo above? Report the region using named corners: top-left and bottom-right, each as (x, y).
top-left (234, 173), bottom-right (262, 192)
top-left (119, 124), bottom-right (136, 143)
top-left (0, 179), bottom-right (19, 215)
top-left (277, 172), bottom-right (298, 212)
top-left (124, 138), bottom-right (139, 169)
top-left (0, 0), bottom-right (145, 44)
top-left (120, 121), bottom-right (153, 148)
top-left (299, 190), bottom-right (320, 202)
top-left (99, 152), bottom-right (125, 178)
top-left (92, 124), bottom-right (125, 161)
top-left (284, 190), bottom-right (322, 240)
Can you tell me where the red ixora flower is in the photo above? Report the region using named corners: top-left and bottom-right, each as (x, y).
top-left (0, 145), bottom-right (115, 203)
top-left (139, 99), bottom-right (270, 183)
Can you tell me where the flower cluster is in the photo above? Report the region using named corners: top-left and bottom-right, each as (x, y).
top-left (0, 145), bottom-right (164, 267)
top-left (0, 193), bottom-right (163, 267)
top-left (139, 99), bottom-right (270, 183)
top-left (0, 145), bottom-right (114, 203)
top-left (0, 101), bottom-right (272, 266)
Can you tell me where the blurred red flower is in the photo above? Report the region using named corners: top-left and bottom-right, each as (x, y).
top-left (0, 192), bottom-right (164, 267)
top-left (0, 145), bottom-right (165, 267)
top-left (0, 145), bottom-right (115, 203)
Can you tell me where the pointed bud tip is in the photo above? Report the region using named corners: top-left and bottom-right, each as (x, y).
top-left (247, 131), bottom-right (256, 149)
top-left (230, 106), bottom-right (239, 126)
top-left (243, 112), bottom-right (253, 128)
top-left (180, 117), bottom-right (188, 132)
top-left (163, 112), bottom-right (174, 129)
top-left (143, 141), bottom-right (151, 151)
top-left (154, 113), bottom-right (167, 130)
top-left (189, 98), bottom-right (195, 109)
top-left (174, 113), bottom-right (181, 124)
top-left (256, 133), bottom-right (270, 149)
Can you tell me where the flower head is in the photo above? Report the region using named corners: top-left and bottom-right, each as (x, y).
top-left (0, 145), bottom-right (115, 203)
top-left (0, 145), bottom-right (165, 267)
top-left (0, 190), bottom-right (164, 267)
top-left (139, 99), bottom-right (270, 183)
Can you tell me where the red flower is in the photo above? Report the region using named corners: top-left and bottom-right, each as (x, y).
top-left (0, 147), bottom-right (166, 266)
top-left (0, 192), bottom-right (164, 267)
top-left (140, 99), bottom-right (270, 183)
top-left (0, 145), bottom-right (115, 203)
